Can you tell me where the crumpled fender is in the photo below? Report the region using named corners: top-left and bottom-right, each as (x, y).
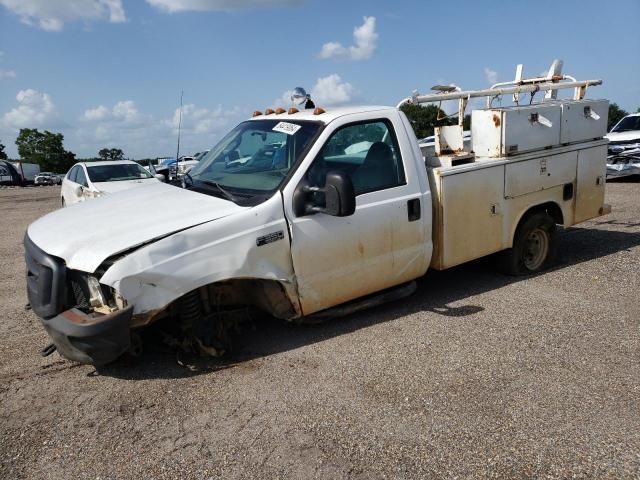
top-left (99, 193), bottom-right (301, 318)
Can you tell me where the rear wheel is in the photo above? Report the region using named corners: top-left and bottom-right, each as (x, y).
top-left (498, 212), bottom-right (557, 276)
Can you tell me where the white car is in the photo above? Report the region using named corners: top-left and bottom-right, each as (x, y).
top-left (61, 160), bottom-right (162, 206)
top-left (605, 113), bottom-right (640, 177)
top-left (34, 172), bottom-right (62, 186)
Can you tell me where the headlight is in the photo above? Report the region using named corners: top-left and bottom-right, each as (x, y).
top-left (86, 276), bottom-right (107, 308)
top-left (85, 190), bottom-right (105, 198)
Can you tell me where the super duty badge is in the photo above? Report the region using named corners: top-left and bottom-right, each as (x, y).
top-left (256, 231), bottom-right (284, 247)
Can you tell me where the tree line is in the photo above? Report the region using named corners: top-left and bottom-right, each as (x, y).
top-left (0, 103), bottom-right (637, 171)
top-left (0, 129), bottom-right (129, 172)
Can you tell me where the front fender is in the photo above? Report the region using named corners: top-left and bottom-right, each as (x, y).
top-left (99, 193), bottom-right (300, 319)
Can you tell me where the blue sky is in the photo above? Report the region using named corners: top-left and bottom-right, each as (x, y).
top-left (1, 0), bottom-right (638, 159)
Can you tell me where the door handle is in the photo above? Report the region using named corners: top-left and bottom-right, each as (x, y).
top-left (407, 198), bottom-right (421, 222)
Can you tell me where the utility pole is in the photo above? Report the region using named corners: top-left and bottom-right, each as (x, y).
top-left (175, 90), bottom-right (183, 181)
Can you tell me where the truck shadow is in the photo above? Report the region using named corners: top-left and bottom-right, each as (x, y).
top-left (98, 224), bottom-right (640, 380)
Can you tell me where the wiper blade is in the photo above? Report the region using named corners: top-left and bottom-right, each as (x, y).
top-left (200, 179), bottom-right (239, 203)
top-left (182, 171), bottom-right (194, 187)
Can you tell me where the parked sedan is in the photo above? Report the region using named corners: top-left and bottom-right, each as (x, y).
top-left (61, 160), bottom-right (162, 206)
top-left (34, 172), bottom-right (62, 186)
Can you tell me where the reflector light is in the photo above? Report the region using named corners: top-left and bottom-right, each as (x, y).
top-left (252, 111), bottom-right (263, 117)
top-left (288, 107), bottom-right (299, 114)
top-left (313, 107), bottom-right (326, 115)
top-left (265, 108), bottom-right (275, 115)
top-left (275, 108), bottom-right (286, 114)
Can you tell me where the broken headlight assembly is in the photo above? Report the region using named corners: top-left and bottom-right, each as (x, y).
top-left (68, 270), bottom-right (123, 314)
top-left (86, 275), bottom-right (107, 308)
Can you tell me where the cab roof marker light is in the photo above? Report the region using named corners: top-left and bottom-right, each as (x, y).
top-left (313, 107), bottom-right (326, 115)
top-left (288, 107), bottom-right (299, 114)
top-left (275, 108), bottom-right (286, 114)
top-left (265, 108), bottom-right (275, 115)
top-left (252, 110), bottom-right (263, 117)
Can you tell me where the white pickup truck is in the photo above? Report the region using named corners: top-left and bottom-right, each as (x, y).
top-left (24, 69), bottom-right (610, 366)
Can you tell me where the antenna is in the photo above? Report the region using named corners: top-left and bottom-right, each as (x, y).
top-left (175, 89), bottom-right (183, 181)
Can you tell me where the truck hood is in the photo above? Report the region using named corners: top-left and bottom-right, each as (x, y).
top-left (93, 178), bottom-right (159, 194)
top-left (27, 182), bottom-right (245, 273)
top-left (605, 131), bottom-right (640, 143)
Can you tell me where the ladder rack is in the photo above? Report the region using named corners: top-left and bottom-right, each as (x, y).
top-left (397, 59), bottom-right (602, 126)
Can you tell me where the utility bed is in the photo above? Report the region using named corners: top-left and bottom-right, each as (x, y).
top-left (412, 82), bottom-right (609, 270)
top-left (426, 139), bottom-right (608, 269)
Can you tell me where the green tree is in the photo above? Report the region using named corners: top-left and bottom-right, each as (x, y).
top-left (399, 104), bottom-right (457, 139)
top-left (607, 103), bottom-right (628, 131)
top-left (98, 148), bottom-right (125, 161)
top-left (0, 141), bottom-right (7, 160)
top-left (15, 128), bottom-right (76, 172)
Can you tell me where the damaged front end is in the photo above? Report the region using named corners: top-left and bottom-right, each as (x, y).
top-left (25, 234), bottom-right (133, 365)
top-left (25, 232), bottom-right (301, 366)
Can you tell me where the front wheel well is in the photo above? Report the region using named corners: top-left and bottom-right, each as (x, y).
top-left (173, 278), bottom-right (300, 322)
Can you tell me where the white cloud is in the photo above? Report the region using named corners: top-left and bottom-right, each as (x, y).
top-left (274, 75), bottom-right (355, 108)
top-left (82, 100), bottom-right (146, 125)
top-left (75, 98), bottom-right (244, 157)
top-left (82, 105), bottom-right (109, 121)
top-left (0, 0), bottom-right (126, 31)
top-left (167, 103), bottom-right (241, 134)
top-left (2, 89), bottom-right (56, 129)
top-left (112, 100), bottom-right (142, 124)
top-left (311, 74), bottom-right (354, 105)
top-left (0, 69), bottom-right (16, 79)
top-left (271, 90), bottom-right (294, 108)
top-left (146, 0), bottom-right (301, 13)
top-left (484, 67), bottom-right (498, 85)
top-left (319, 16), bottom-right (378, 61)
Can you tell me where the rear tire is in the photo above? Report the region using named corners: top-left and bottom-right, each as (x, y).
top-left (497, 212), bottom-right (557, 276)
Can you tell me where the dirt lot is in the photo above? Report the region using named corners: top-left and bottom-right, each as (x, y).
top-left (1, 182), bottom-right (639, 479)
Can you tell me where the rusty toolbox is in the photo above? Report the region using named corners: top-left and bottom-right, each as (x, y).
top-left (472, 103), bottom-right (562, 157)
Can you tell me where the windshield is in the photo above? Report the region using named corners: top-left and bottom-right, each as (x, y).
top-left (188, 119), bottom-right (322, 202)
top-left (87, 163), bottom-right (154, 182)
top-left (612, 116), bottom-right (640, 133)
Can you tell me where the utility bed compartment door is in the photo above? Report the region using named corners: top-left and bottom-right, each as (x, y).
top-left (560, 100), bottom-right (608, 144)
top-left (433, 165), bottom-right (504, 269)
top-left (575, 145), bottom-right (607, 223)
top-left (504, 152), bottom-right (577, 198)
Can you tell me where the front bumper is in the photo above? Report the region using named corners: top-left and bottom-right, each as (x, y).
top-left (40, 306), bottom-right (133, 366)
top-left (24, 233), bottom-right (133, 366)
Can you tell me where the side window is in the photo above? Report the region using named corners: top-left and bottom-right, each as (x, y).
top-left (308, 120), bottom-right (406, 195)
top-left (68, 166), bottom-right (78, 183)
top-left (75, 167), bottom-right (88, 187)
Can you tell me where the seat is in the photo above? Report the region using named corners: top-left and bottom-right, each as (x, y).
top-left (351, 142), bottom-right (396, 194)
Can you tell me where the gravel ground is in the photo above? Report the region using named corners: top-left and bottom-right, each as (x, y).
top-left (0, 181), bottom-right (639, 479)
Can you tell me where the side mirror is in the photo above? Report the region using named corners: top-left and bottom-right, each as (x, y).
top-left (154, 173), bottom-right (166, 182)
top-left (293, 170), bottom-right (356, 217)
top-left (73, 185), bottom-right (83, 196)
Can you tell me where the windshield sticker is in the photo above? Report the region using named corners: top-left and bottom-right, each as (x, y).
top-left (273, 122), bottom-right (302, 136)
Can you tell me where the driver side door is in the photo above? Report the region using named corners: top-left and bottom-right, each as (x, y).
top-left (285, 116), bottom-right (428, 316)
